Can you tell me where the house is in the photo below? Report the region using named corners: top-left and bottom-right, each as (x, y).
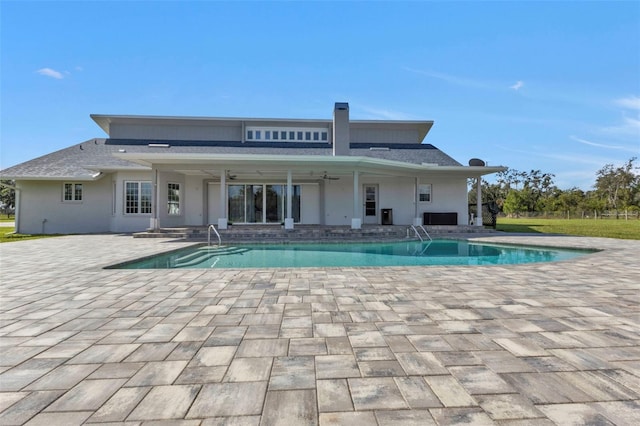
top-left (0, 103), bottom-right (506, 235)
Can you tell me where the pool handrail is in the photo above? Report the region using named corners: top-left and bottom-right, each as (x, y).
top-left (410, 225), bottom-right (432, 242)
top-left (208, 224), bottom-right (222, 246)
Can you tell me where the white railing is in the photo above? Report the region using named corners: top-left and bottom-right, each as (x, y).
top-left (410, 225), bottom-right (432, 242)
top-left (208, 224), bottom-right (221, 246)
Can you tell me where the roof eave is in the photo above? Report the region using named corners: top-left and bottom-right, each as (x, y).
top-left (112, 152), bottom-right (506, 176)
top-left (3, 172), bottom-right (107, 181)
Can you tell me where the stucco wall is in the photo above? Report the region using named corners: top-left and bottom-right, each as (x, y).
top-left (16, 178), bottom-right (113, 234)
top-left (300, 184), bottom-right (320, 224)
top-left (350, 128), bottom-right (419, 144)
top-left (184, 176), bottom-right (205, 226)
top-left (110, 171), bottom-right (153, 233)
top-left (110, 123), bottom-right (242, 141)
top-left (323, 175), bottom-right (469, 226)
top-left (418, 176), bottom-right (469, 225)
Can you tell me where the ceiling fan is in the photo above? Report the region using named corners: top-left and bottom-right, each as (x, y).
top-left (225, 172), bottom-right (237, 180)
top-left (322, 172), bottom-right (340, 181)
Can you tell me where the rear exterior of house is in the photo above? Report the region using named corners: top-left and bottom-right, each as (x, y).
top-left (1, 103), bottom-right (505, 235)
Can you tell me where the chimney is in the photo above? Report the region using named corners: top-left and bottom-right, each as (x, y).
top-left (333, 102), bottom-right (350, 156)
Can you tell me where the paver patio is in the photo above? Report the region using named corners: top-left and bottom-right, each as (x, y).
top-left (0, 233), bottom-right (639, 425)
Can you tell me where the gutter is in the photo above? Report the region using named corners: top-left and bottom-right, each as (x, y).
top-left (0, 172), bottom-right (109, 182)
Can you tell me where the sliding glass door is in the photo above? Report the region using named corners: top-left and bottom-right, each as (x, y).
top-left (228, 184), bottom-right (300, 224)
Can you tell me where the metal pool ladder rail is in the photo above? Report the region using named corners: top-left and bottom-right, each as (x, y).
top-left (410, 225), bottom-right (432, 242)
top-left (208, 224), bottom-right (222, 246)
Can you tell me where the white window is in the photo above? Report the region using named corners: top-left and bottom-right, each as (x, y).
top-left (246, 126), bottom-right (329, 142)
top-left (418, 184), bottom-right (432, 202)
top-left (63, 183), bottom-right (83, 202)
top-left (125, 181), bottom-right (152, 214)
top-left (168, 183), bottom-right (180, 215)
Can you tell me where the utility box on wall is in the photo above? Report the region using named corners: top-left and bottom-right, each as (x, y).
top-left (381, 209), bottom-right (393, 225)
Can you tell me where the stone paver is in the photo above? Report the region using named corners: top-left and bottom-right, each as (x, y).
top-left (0, 233), bottom-right (639, 424)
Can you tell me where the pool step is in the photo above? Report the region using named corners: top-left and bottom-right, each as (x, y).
top-left (173, 246), bottom-right (249, 268)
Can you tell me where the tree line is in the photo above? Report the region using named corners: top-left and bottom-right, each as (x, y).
top-left (470, 157), bottom-right (640, 218)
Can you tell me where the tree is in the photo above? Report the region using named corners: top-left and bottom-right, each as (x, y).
top-left (502, 190), bottom-right (528, 216)
top-left (0, 180), bottom-right (16, 218)
top-left (594, 157), bottom-right (639, 214)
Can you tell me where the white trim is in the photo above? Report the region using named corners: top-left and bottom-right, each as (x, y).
top-left (62, 182), bottom-right (83, 203)
top-left (167, 182), bottom-right (181, 216)
top-left (418, 183), bottom-right (432, 203)
top-left (246, 126), bottom-right (329, 142)
top-left (124, 181), bottom-right (152, 215)
top-left (113, 152), bottom-right (507, 177)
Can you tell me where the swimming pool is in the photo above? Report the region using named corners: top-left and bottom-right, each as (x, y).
top-left (108, 240), bottom-right (594, 269)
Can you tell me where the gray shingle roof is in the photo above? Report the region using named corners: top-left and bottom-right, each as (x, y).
top-left (0, 138), bottom-right (462, 179)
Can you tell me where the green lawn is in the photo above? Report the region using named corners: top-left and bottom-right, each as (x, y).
top-left (0, 227), bottom-right (62, 243)
top-left (496, 217), bottom-right (640, 240)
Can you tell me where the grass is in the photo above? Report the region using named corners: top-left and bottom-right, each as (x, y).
top-left (0, 226), bottom-right (62, 243)
top-left (496, 217), bottom-right (640, 240)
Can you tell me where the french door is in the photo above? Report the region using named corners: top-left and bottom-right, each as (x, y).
top-left (363, 184), bottom-right (378, 224)
top-left (228, 184), bottom-right (300, 224)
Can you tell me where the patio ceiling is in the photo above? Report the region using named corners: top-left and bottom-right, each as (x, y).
top-left (113, 152), bottom-right (506, 180)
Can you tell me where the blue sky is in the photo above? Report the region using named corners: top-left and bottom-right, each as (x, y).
top-left (1, 0), bottom-right (639, 190)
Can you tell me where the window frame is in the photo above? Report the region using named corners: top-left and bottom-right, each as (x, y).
top-left (246, 126), bottom-right (330, 143)
top-left (418, 184), bottom-right (432, 203)
top-left (62, 182), bottom-right (83, 202)
top-left (167, 182), bottom-right (181, 216)
top-left (124, 181), bottom-right (153, 215)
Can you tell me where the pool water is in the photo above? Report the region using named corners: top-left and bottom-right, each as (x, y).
top-left (108, 240), bottom-right (593, 269)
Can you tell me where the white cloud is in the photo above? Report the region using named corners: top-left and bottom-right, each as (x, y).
top-left (36, 68), bottom-right (64, 79)
top-left (510, 81), bottom-right (524, 90)
top-left (570, 135), bottom-right (635, 152)
top-left (615, 95), bottom-right (640, 110)
top-left (600, 116), bottom-right (640, 139)
top-left (403, 67), bottom-right (492, 89)
top-left (355, 103), bottom-right (416, 120)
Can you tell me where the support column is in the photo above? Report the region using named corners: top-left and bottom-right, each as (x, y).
top-left (218, 170), bottom-right (228, 229)
top-left (351, 171), bottom-right (361, 229)
top-left (150, 166), bottom-right (159, 230)
top-left (14, 186), bottom-right (21, 234)
top-left (285, 170), bottom-right (294, 229)
top-left (413, 177), bottom-right (422, 226)
top-left (475, 176), bottom-right (483, 226)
